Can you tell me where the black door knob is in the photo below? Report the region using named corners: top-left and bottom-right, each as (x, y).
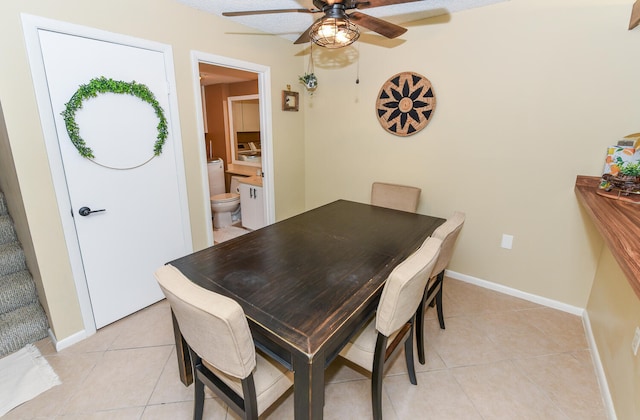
top-left (79, 206), bottom-right (106, 217)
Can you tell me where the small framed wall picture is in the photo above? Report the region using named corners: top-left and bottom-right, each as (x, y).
top-left (282, 90), bottom-right (299, 111)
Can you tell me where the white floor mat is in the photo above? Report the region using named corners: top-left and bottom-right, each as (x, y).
top-left (0, 344), bottom-right (60, 416)
top-left (214, 226), bottom-right (250, 243)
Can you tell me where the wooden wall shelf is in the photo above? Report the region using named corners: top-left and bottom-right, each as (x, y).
top-left (575, 175), bottom-right (640, 299)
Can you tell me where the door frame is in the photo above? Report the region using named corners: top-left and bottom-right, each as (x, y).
top-left (22, 14), bottom-right (192, 342)
top-left (191, 51), bottom-right (275, 246)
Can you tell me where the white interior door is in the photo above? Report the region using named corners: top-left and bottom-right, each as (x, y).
top-left (36, 29), bottom-right (191, 328)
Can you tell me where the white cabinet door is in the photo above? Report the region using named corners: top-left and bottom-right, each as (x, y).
top-left (231, 100), bottom-right (259, 132)
top-left (240, 183), bottom-right (265, 230)
top-left (242, 101), bottom-right (260, 131)
top-left (232, 102), bottom-right (243, 132)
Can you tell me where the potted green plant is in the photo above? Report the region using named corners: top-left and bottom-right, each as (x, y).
top-left (299, 73), bottom-right (318, 93)
top-left (618, 160), bottom-right (640, 178)
top-left (602, 158), bottom-right (640, 195)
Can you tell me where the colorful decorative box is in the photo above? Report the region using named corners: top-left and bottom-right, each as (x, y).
top-left (599, 135), bottom-right (640, 190)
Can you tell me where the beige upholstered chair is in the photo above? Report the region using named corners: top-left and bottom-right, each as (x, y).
top-left (370, 182), bottom-right (421, 213)
top-left (415, 211), bottom-right (465, 365)
top-left (339, 237), bottom-right (442, 420)
top-left (154, 264), bottom-right (293, 420)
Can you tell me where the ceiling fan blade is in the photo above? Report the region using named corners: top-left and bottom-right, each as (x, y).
top-left (353, 0), bottom-right (425, 10)
top-left (349, 11), bottom-right (407, 38)
top-left (294, 23), bottom-right (315, 44)
top-left (222, 9), bottom-right (318, 17)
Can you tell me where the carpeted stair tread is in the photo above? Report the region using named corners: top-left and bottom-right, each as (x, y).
top-left (0, 191), bottom-right (7, 217)
top-left (0, 242), bottom-right (26, 277)
top-left (0, 190), bottom-right (49, 358)
top-left (0, 215), bottom-right (17, 245)
top-left (0, 270), bottom-right (37, 314)
top-left (0, 303), bottom-right (49, 357)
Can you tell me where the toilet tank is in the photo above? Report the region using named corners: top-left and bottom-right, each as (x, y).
top-left (207, 158), bottom-right (225, 196)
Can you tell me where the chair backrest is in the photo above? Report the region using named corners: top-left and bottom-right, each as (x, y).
top-left (154, 264), bottom-right (256, 379)
top-left (371, 182), bottom-right (421, 213)
top-left (376, 237), bottom-right (442, 337)
top-left (431, 211), bottom-right (465, 276)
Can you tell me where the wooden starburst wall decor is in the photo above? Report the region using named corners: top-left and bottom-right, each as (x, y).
top-left (376, 72), bottom-right (436, 137)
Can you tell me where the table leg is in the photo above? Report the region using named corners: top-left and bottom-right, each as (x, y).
top-left (292, 352), bottom-right (325, 419)
top-left (171, 310), bottom-right (193, 386)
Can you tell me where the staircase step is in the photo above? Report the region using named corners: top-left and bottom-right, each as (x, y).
top-left (0, 303), bottom-right (49, 357)
top-left (0, 215), bottom-right (17, 246)
top-left (0, 191), bottom-right (7, 217)
top-left (0, 242), bottom-right (26, 277)
top-left (0, 270), bottom-right (37, 315)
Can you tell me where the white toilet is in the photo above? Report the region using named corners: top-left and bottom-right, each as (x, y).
top-left (207, 159), bottom-right (241, 229)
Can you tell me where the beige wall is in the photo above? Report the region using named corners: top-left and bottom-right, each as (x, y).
top-left (0, 0), bottom-right (306, 340)
top-left (587, 246), bottom-right (640, 419)
top-left (303, 0), bottom-right (639, 308)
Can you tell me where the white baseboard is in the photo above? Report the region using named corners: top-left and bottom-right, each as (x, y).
top-left (445, 270), bottom-right (584, 316)
top-left (582, 311), bottom-right (617, 420)
top-left (445, 270), bottom-right (616, 419)
top-left (48, 328), bottom-right (88, 352)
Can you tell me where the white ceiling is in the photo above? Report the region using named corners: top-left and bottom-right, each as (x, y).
top-left (176, 0), bottom-right (509, 43)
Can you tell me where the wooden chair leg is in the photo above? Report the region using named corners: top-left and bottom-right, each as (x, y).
top-left (190, 349), bottom-right (205, 420)
top-left (404, 322), bottom-right (417, 385)
top-left (435, 271), bottom-right (445, 329)
top-left (416, 290), bottom-right (427, 365)
top-left (371, 334), bottom-right (387, 420)
top-left (241, 376), bottom-right (259, 420)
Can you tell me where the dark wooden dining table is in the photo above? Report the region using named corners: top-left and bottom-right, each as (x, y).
top-left (168, 199), bottom-right (444, 419)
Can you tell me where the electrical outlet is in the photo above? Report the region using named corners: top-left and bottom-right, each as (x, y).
top-left (501, 234), bottom-right (514, 249)
top-left (632, 326), bottom-right (640, 356)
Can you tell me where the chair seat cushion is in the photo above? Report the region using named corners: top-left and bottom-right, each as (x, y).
top-left (339, 318), bottom-right (400, 372)
top-left (204, 349), bottom-right (293, 415)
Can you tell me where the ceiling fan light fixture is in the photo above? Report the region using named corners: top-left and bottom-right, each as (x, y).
top-left (310, 17), bottom-right (359, 48)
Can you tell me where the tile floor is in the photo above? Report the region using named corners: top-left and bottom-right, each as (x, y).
top-left (4, 277), bottom-right (607, 419)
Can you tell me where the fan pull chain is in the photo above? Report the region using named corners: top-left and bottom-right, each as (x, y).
top-left (356, 43), bottom-right (360, 84)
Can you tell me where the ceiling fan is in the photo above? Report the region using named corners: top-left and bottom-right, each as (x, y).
top-left (222, 0), bottom-right (425, 48)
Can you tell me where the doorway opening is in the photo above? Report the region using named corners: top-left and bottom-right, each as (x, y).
top-left (191, 52), bottom-right (274, 246)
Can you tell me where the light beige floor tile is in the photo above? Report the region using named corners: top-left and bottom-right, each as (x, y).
top-left (385, 339), bottom-right (446, 374)
top-left (424, 315), bottom-right (510, 368)
top-left (325, 356), bottom-right (369, 383)
top-left (108, 300), bottom-right (175, 350)
top-left (470, 310), bottom-right (537, 337)
top-left (243, 389), bottom-right (294, 420)
top-left (323, 378), bottom-right (398, 420)
top-left (443, 279), bottom-right (541, 318)
top-left (55, 406), bottom-right (145, 419)
top-left (34, 337), bottom-right (57, 356)
top-left (386, 369), bottom-right (482, 420)
top-left (515, 307), bottom-right (589, 352)
top-left (142, 399), bottom-right (228, 420)
top-left (452, 360), bottom-right (568, 419)
top-left (60, 322), bottom-right (122, 355)
top-left (61, 346), bottom-right (172, 414)
top-left (148, 347), bottom-right (195, 404)
top-left (485, 326), bottom-right (565, 359)
top-left (515, 352), bottom-right (606, 419)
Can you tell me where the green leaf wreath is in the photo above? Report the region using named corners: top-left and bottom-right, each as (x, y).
top-left (61, 77), bottom-right (168, 159)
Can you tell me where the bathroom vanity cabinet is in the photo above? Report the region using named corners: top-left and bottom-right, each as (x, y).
top-left (239, 182), bottom-right (265, 230)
